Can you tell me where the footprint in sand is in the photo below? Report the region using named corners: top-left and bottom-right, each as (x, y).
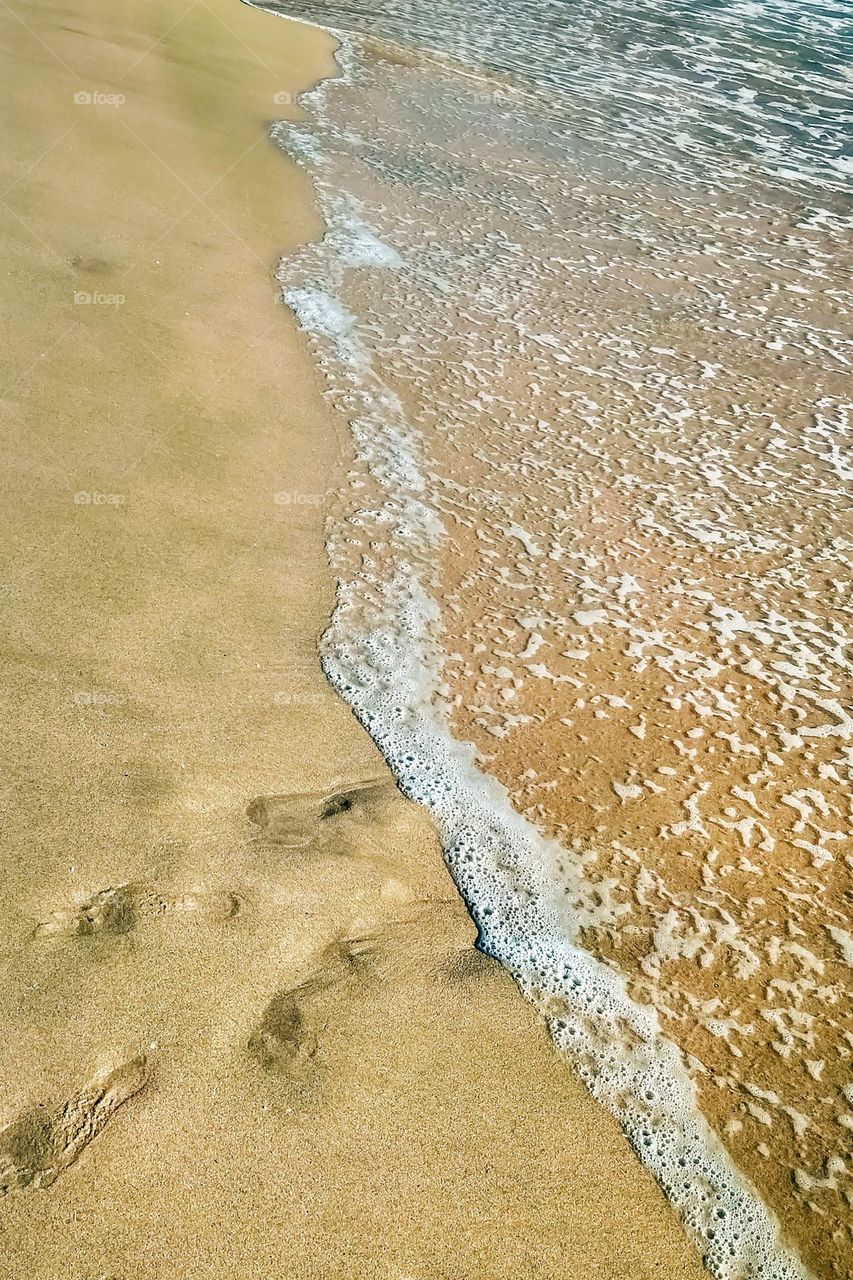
top-left (0, 1054), bottom-right (150, 1194)
top-left (12, 775), bottom-right (478, 1187)
top-left (248, 990), bottom-right (317, 1075)
top-left (33, 883), bottom-right (241, 942)
top-left (246, 778), bottom-right (393, 849)
top-left (62, 885), bottom-right (135, 938)
top-left (248, 935), bottom-right (382, 1084)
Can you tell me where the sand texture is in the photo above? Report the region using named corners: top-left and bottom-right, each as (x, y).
top-left (0, 0), bottom-right (711, 1275)
top-left (255, 31), bottom-right (847, 1275)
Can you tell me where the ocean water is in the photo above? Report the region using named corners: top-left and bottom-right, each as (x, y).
top-left (251, 1), bottom-right (851, 1275)
top-left (263, 0), bottom-right (852, 194)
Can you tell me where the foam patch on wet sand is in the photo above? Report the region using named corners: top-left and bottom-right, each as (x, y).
top-left (267, 30), bottom-right (814, 1279)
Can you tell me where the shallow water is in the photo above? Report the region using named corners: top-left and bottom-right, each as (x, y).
top-left (254, 1), bottom-right (851, 1274)
top-left (264, 0), bottom-right (852, 194)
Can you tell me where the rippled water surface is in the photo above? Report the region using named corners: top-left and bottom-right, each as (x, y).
top-left (254, 1), bottom-right (852, 1275)
top-left (265, 0), bottom-right (853, 193)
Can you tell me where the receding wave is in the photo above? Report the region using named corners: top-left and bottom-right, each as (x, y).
top-left (250, 1), bottom-right (851, 1275)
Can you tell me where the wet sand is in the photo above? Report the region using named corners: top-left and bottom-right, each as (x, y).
top-left (255, 34), bottom-right (844, 1276)
top-left (0, 0), bottom-right (712, 1276)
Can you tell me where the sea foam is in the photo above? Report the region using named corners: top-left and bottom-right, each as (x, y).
top-left (264, 26), bottom-right (815, 1278)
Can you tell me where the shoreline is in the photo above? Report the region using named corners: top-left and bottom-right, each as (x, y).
top-left (0, 1), bottom-right (739, 1276)
top-left (273, 31), bottom-right (814, 1278)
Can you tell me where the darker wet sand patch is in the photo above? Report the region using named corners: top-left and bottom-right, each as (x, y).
top-left (246, 778), bottom-right (394, 848)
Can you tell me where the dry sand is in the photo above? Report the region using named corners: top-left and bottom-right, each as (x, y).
top-left (0, 1), bottom-right (709, 1275)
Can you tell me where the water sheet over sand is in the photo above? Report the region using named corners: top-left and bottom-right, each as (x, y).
top-left (0, 1), bottom-right (720, 1276)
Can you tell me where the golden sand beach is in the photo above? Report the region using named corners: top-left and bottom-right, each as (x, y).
top-left (0, 0), bottom-right (714, 1274)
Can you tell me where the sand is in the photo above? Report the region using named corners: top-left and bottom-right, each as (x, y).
top-left (260, 36), bottom-right (846, 1273)
top-left (0, 1), bottom-right (710, 1275)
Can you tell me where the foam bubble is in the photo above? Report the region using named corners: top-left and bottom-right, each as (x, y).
top-left (262, 30), bottom-right (816, 1277)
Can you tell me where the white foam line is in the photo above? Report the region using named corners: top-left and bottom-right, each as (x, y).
top-left (262, 18), bottom-right (814, 1280)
